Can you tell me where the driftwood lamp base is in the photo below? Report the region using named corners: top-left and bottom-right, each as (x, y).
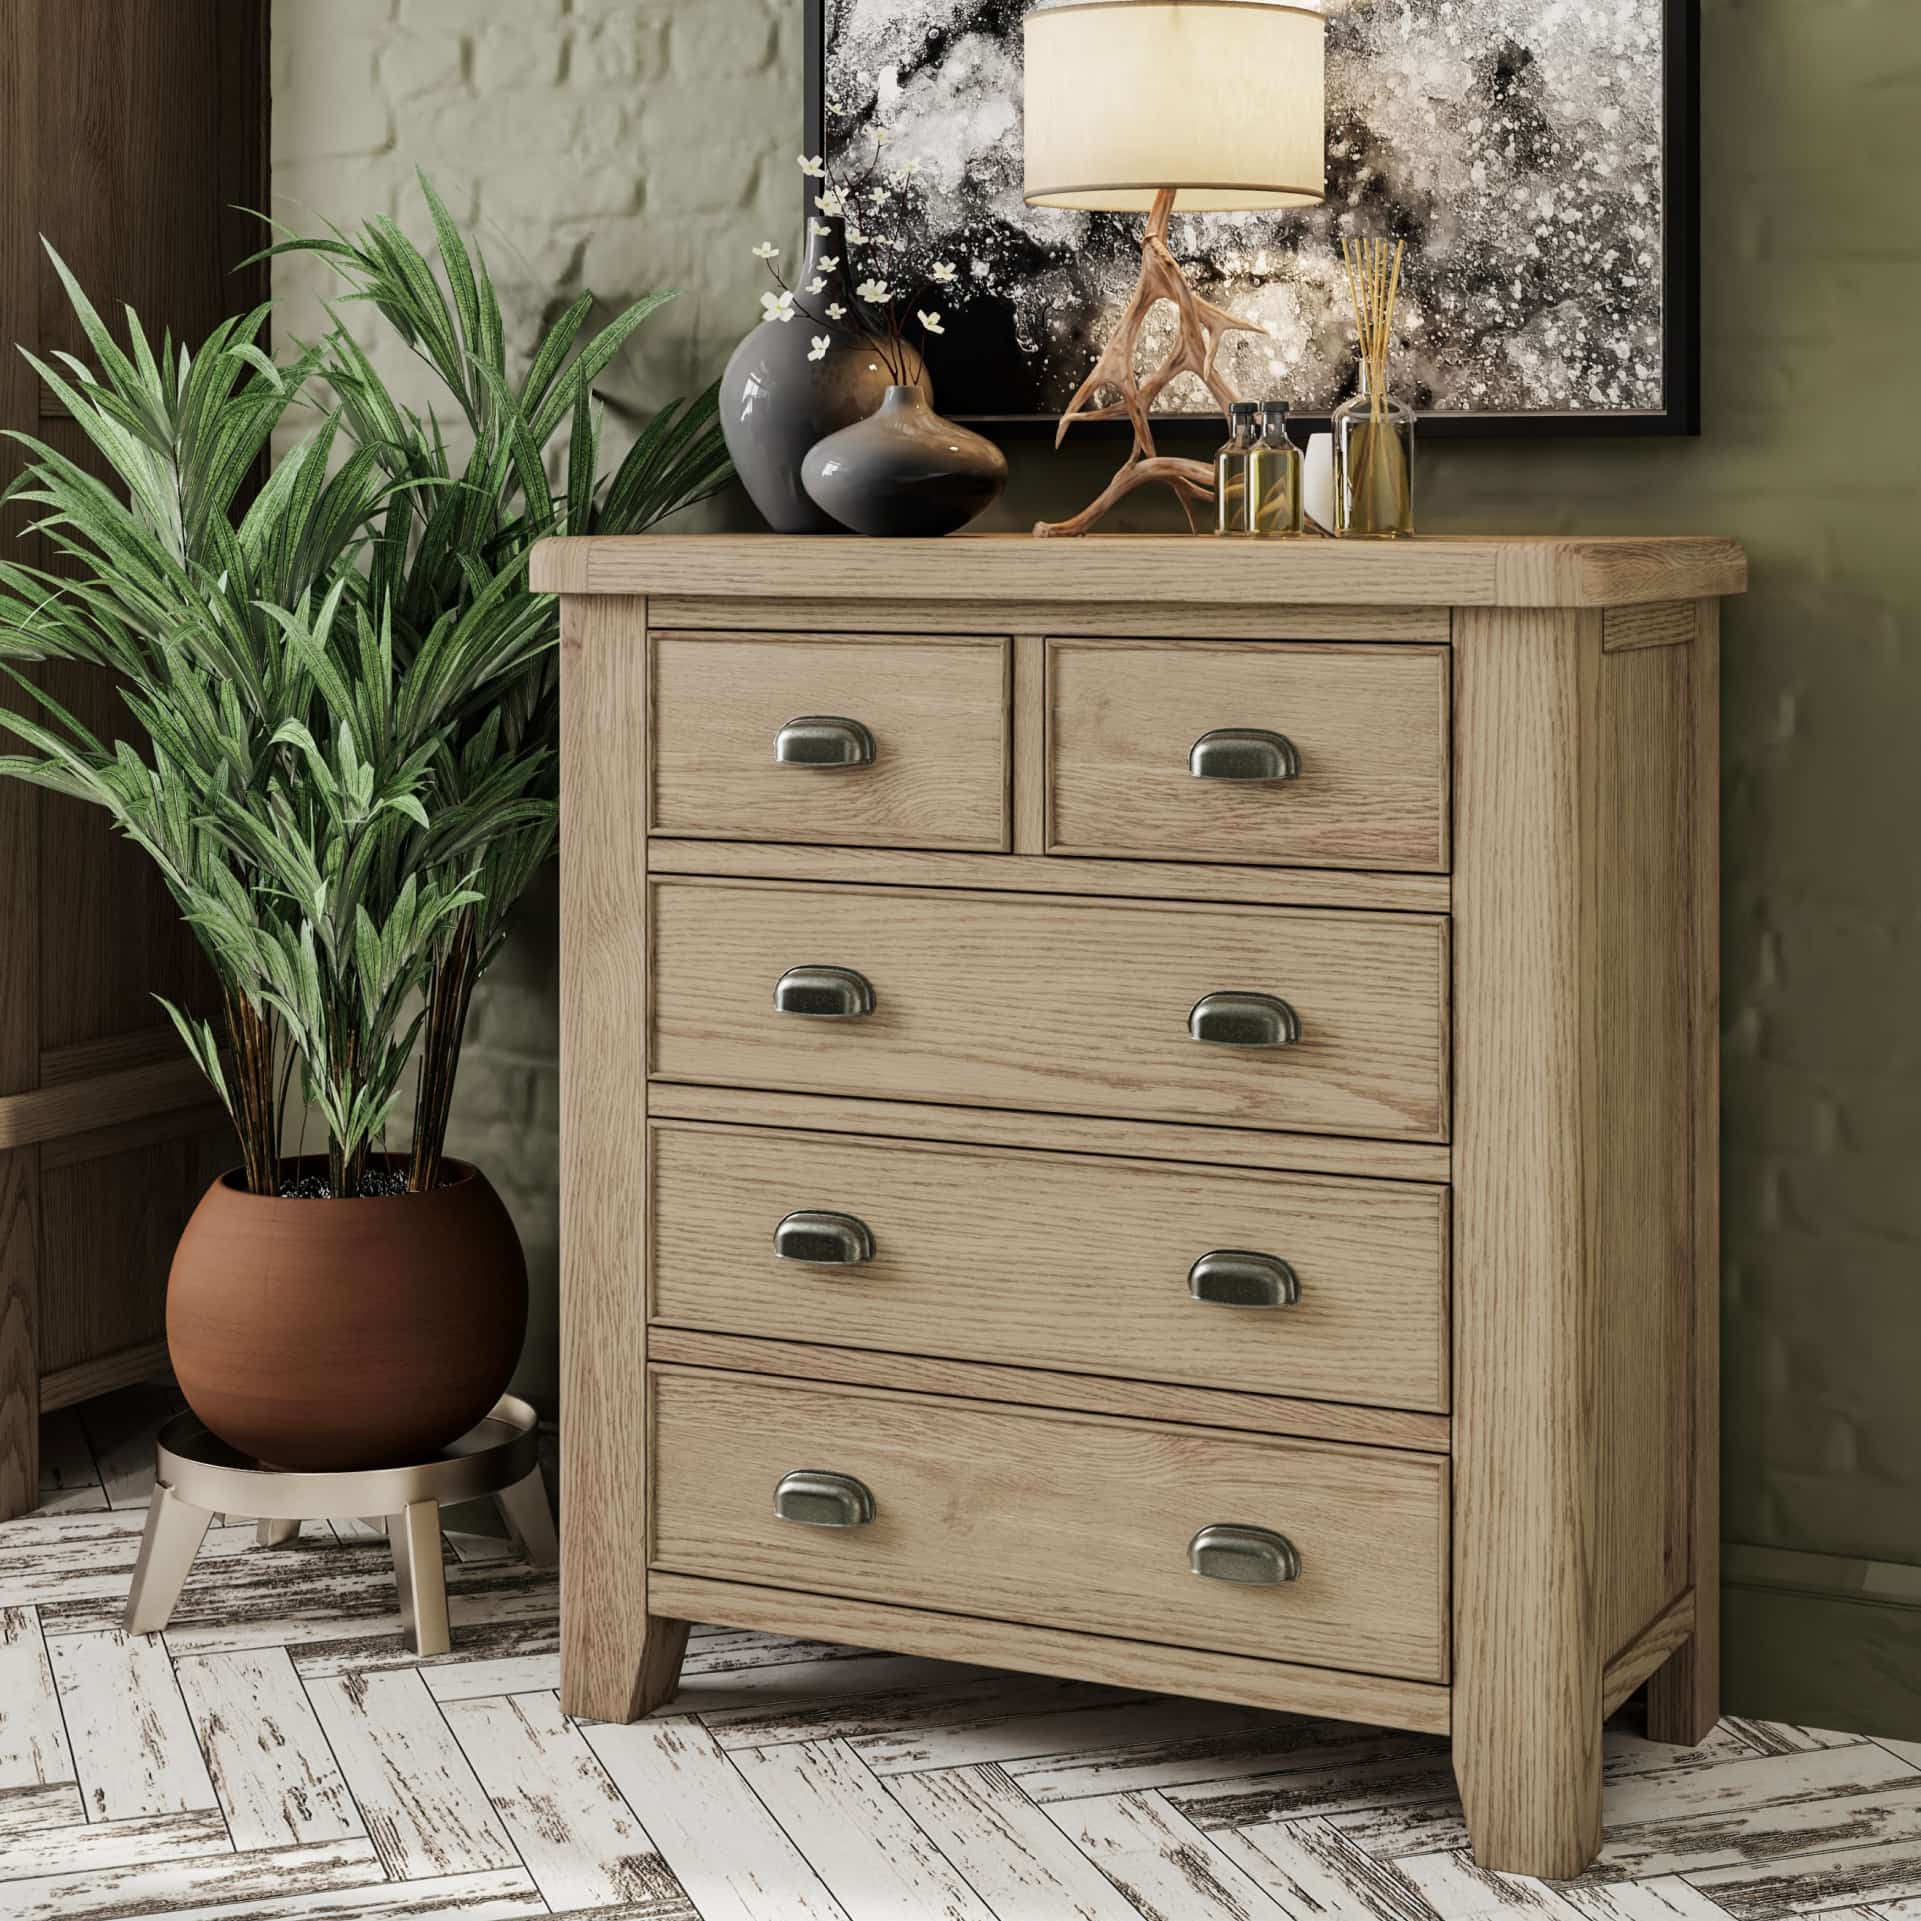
top-left (1035, 187), bottom-right (1263, 539)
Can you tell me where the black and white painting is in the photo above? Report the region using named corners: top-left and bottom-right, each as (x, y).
top-left (807, 0), bottom-right (1698, 432)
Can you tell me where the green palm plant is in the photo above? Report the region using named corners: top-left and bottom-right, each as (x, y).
top-left (259, 174), bottom-right (732, 1187)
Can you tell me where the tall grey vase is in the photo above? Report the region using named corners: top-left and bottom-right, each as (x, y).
top-left (802, 385), bottom-right (1008, 538)
top-left (719, 217), bottom-right (924, 534)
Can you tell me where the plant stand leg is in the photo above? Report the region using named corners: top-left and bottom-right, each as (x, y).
top-left (389, 1498), bottom-right (450, 1657)
top-left (496, 1467), bottom-right (557, 1569)
top-left (125, 1482), bottom-right (215, 1634)
top-left (256, 1518), bottom-right (300, 1547)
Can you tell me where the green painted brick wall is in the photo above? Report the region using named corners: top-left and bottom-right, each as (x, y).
top-left (272, 0), bottom-right (1921, 1733)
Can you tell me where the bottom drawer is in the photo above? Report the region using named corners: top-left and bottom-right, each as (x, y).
top-left (649, 1368), bottom-right (1450, 1683)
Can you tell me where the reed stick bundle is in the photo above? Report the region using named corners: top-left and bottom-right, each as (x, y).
top-left (1338, 236), bottom-right (1411, 536)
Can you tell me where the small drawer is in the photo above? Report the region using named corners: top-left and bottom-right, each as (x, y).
top-left (1047, 639), bottom-right (1450, 871)
top-left (649, 631), bottom-right (1009, 851)
top-left (649, 878), bottom-right (1450, 1141)
top-left (650, 1369), bottom-right (1450, 1682)
top-left (649, 1123), bottom-right (1450, 1412)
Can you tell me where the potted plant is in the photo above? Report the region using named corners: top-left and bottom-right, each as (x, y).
top-left (0, 197), bottom-right (729, 1471)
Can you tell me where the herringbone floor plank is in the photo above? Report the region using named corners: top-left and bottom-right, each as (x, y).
top-left (3, 1386), bottom-right (1917, 1920)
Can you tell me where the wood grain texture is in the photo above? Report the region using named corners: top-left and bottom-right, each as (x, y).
top-left (647, 593), bottom-right (1453, 641)
top-left (558, 593), bottom-right (686, 1723)
top-left (647, 836), bottom-right (1452, 913)
top-left (652, 1573), bottom-right (1454, 1736)
top-left (439, 1689), bottom-right (683, 1911)
top-left (303, 1669), bottom-right (516, 1881)
top-left (1010, 633), bottom-right (1048, 856)
top-left (0, 1057), bottom-right (220, 1151)
top-left (646, 1081), bottom-right (1452, 1182)
top-left (650, 631), bottom-right (1011, 851)
top-left (0, 1151), bottom-right (35, 1522)
top-left (1047, 639), bottom-right (1450, 871)
top-left (530, 533), bottom-right (1749, 609)
top-left (39, 1341), bottom-right (171, 1413)
top-left (650, 1367), bottom-right (1451, 1681)
top-left (650, 878), bottom-right (1451, 1141)
top-left (583, 1715), bottom-right (847, 1921)
top-left (648, 1121), bottom-right (1450, 1411)
top-left (47, 1627), bottom-right (216, 1820)
top-left (1649, 598), bottom-right (1723, 1747)
top-left (1604, 601), bottom-right (1698, 654)
top-left (172, 1648), bottom-right (361, 1851)
top-left (1450, 606), bottom-right (1605, 1878)
top-left (1594, 638), bottom-right (1696, 1659)
top-left (0, 1607), bottom-right (74, 1792)
top-left (649, 1329), bottom-right (1453, 1452)
top-left (733, 1736), bottom-right (997, 1921)
top-left (1602, 1591), bottom-right (1699, 1720)
top-left (37, 1129), bottom-right (211, 1375)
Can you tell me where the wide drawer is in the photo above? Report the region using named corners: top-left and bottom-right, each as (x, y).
top-left (650, 1369), bottom-right (1451, 1682)
top-left (649, 879), bottom-right (1450, 1140)
top-left (1048, 639), bottom-right (1450, 871)
top-left (649, 631), bottom-right (1010, 851)
top-left (649, 1122), bottom-right (1450, 1412)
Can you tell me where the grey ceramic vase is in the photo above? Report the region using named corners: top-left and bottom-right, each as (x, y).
top-left (801, 386), bottom-right (1009, 539)
top-left (718, 217), bottom-right (924, 534)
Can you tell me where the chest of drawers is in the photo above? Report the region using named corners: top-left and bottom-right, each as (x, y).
top-left (537, 533), bottom-right (1746, 1879)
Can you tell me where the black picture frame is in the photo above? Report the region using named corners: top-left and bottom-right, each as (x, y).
top-left (804, 0), bottom-right (1700, 439)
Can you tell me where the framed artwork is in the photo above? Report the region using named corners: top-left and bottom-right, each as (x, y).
top-left (805, 0), bottom-right (1700, 435)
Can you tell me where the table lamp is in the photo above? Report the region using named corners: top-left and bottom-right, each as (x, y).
top-left (1023, 0), bottom-right (1327, 537)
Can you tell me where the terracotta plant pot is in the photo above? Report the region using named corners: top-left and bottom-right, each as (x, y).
top-left (167, 1159), bottom-right (528, 1471)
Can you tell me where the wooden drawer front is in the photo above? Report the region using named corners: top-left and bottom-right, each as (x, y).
top-left (651, 1369), bottom-right (1450, 1681)
top-left (1048, 639), bottom-right (1450, 871)
top-left (650, 1123), bottom-right (1450, 1412)
top-left (650, 879), bottom-right (1450, 1141)
top-left (650, 631), bottom-right (1009, 851)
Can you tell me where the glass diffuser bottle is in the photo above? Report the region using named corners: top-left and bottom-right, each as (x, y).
top-left (1333, 366), bottom-right (1414, 539)
top-left (1248, 400), bottom-right (1304, 537)
top-left (1214, 400), bottom-right (1259, 536)
top-left (1334, 235), bottom-right (1415, 539)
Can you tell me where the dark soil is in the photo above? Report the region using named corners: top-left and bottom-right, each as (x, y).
top-left (276, 1169), bottom-right (414, 1200)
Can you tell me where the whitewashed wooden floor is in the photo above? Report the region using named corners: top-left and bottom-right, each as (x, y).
top-left (4, 1385), bottom-right (1919, 1921)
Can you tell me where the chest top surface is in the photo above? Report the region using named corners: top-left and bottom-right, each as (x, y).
top-left (531, 532), bottom-right (1747, 611)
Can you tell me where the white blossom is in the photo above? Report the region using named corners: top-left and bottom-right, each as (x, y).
top-left (826, 302), bottom-right (848, 320)
top-left (760, 289), bottom-right (797, 324)
top-left (874, 127), bottom-right (891, 145)
top-left (797, 154), bottom-right (826, 177)
top-left (808, 335), bottom-right (831, 362)
top-left (896, 159), bottom-right (922, 178)
top-left (807, 276), bottom-right (827, 294)
top-left (856, 279), bottom-right (891, 303)
top-left (931, 261), bottom-right (958, 285)
top-left (816, 256), bottom-right (840, 272)
top-left (810, 219), bottom-right (833, 237)
top-left (846, 226), bottom-right (868, 246)
top-left (752, 242), bottom-right (780, 262)
top-left (818, 191), bottom-right (843, 215)
top-left (918, 310), bottom-right (945, 336)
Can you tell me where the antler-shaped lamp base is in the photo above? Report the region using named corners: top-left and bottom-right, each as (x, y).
top-left (1036, 189), bottom-right (1265, 540)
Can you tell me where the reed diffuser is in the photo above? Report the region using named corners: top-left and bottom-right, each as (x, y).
top-left (1334, 237), bottom-right (1414, 539)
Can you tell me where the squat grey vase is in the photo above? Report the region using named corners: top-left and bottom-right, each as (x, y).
top-left (718, 217), bottom-right (924, 534)
top-left (801, 386), bottom-right (1008, 539)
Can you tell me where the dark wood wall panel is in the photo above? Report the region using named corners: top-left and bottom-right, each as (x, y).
top-left (1, 0), bottom-right (267, 1515)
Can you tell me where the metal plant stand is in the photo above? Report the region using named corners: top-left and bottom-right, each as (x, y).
top-left (124, 1395), bottom-right (554, 1657)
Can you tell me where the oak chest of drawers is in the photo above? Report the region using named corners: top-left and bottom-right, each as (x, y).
top-left (537, 532), bottom-right (1746, 1878)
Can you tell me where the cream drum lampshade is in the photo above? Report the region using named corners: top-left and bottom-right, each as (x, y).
top-left (1023, 0), bottom-right (1326, 215)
